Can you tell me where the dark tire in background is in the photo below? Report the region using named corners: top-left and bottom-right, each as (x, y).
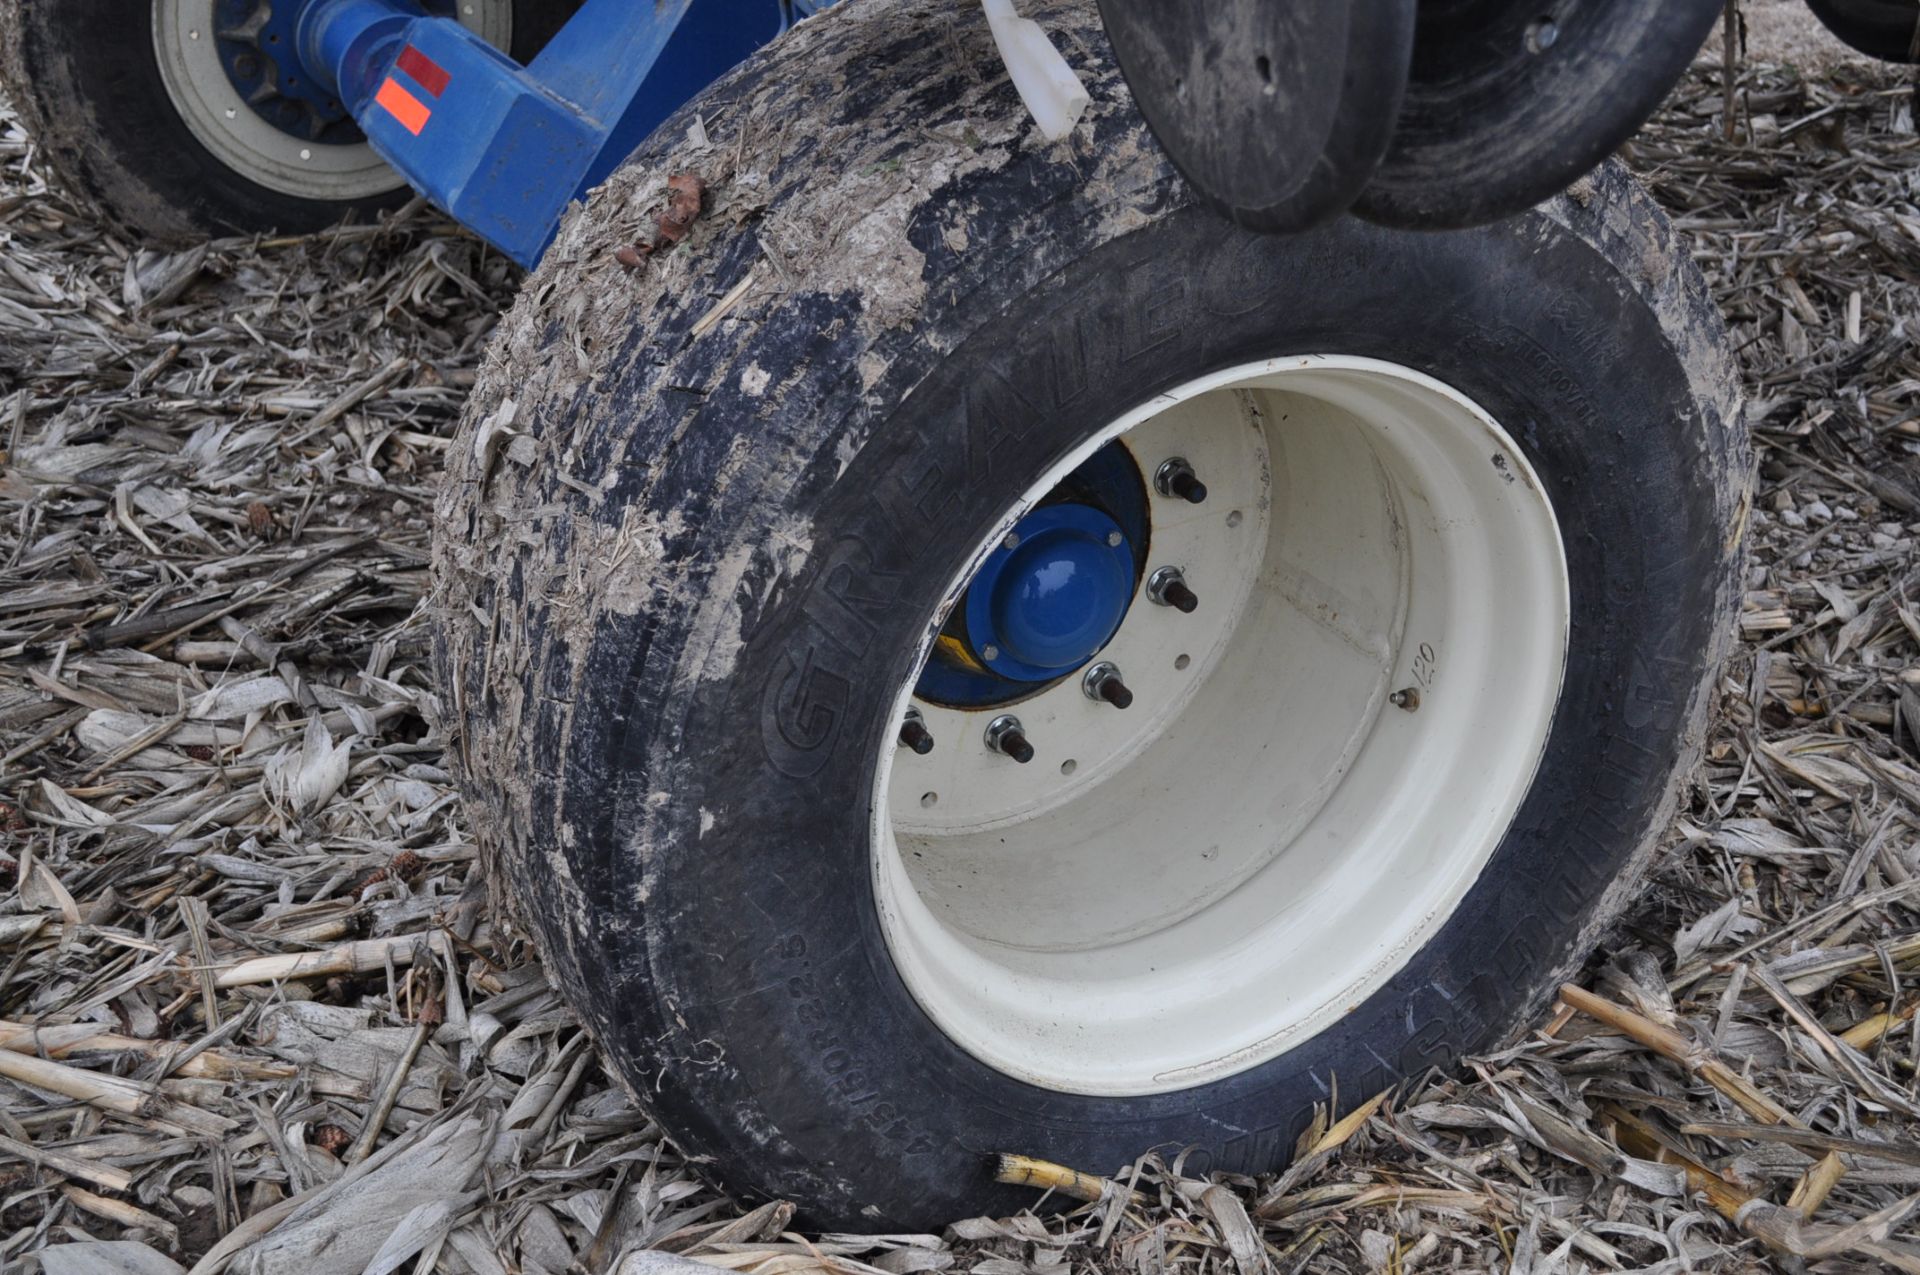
top-left (1354, 0), bottom-right (1724, 229)
top-left (431, 0), bottom-right (1749, 1229)
top-left (1092, 0), bottom-right (1415, 233)
top-left (0, 0), bottom-right (581, 242)
top-left (1804, 0), bottom-right (1920, 61)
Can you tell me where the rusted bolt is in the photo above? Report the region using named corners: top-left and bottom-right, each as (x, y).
top-left (1147, 566), bottom-right (1199, 613)
top-left (1390, 687), bottom-right (1421, 712)
top-left (985, 715), bottom-right (1034, 763)
top-left (1155, 457), bottom-right (1208, 504)
top-left (899, 707), bottom-right (934, 755)
top-left (1081, 661), bottom-right (1133, 709)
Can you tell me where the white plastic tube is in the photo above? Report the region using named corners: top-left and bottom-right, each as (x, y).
top-left (980, 0), bottom-right (1090, 141)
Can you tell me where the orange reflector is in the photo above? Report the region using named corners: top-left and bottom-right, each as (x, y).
top-left (375, 77), bottom-right (430, 135)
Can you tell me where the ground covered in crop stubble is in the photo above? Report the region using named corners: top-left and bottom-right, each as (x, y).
top-left (5, 14), bottom-right (1920, 1275)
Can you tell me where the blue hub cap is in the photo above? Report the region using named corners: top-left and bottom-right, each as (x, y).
top-left (914, 442), bottom-right (1149, 709)
top-left (969, 506), bottom-right (1134, 681)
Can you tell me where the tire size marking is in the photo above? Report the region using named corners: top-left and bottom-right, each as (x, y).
top-left (775, 937), bottom-right (939, 1157)
top-left (1411, 641), bottom-right (1437, 690)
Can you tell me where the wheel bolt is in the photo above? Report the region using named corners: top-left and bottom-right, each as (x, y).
top-left (1147, 566), bottom-right (1199, 613)
top-left (984, 715), bottom-right (1034, 763)
top-left (1155, 457), bottom-right (1208, 504)
top-left (1081, 661), bottom-right (1133, 709)
top-left (899, 708), bottom-right (935, 754)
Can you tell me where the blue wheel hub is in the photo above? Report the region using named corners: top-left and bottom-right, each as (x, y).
top-left (211, 0), bottom-right (461, 144)
top-left (915, 443), bottom-right (1148, 708)
top-left (969, 506), bottom-right (1134, 680)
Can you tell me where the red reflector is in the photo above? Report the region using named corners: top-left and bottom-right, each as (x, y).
top-left (396, 44), bottom-right (451, 97)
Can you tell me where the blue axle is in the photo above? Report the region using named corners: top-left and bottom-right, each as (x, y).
top-left (290, 0), bottom-right (807, 265)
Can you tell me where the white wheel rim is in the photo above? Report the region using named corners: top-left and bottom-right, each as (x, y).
top-left (152, 0), bottom-right (511, 202)
top-left (872, 355), bottom-right (1571, 1096)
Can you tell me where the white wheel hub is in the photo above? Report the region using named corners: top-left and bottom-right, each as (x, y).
top-left (897, 396), bottom-right (1268, 835)
top-left (152, 0), bottom-right (511, 203)
top-left (872, 355), bottom-right (1570, 1096)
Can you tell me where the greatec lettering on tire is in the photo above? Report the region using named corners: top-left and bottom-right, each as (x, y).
top-left (759, 646), bottom-right (849, 779)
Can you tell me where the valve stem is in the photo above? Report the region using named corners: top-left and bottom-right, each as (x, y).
top-left (985, 715), bottom-right (1035, 763)
top-left (1155, 457), bottom-right (1208, 504)
top-left (1147, 566), bottom-right (1199, 613)
top-left (1081, 662), bottom-right (1134, 709)
top-left (899, 708), bottom-right (935, 754)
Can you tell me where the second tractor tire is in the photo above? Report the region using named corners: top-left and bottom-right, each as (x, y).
top-left (0, 0), bottom-right (580, 242)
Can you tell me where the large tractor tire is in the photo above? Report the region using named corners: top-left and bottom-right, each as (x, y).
top-left (0, 0), bottom-right (578, 242)
top-left (433, 0), bottom-right (1749, 1229)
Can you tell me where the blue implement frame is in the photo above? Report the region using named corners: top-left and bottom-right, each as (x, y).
top-left (294, 0), bottom-right (826, 266)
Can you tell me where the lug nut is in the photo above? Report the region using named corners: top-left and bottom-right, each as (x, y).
top-left (1147, 566), bottom-right (1199, 613)
top-left (1155, 457), bottom-right (1208, 504)
top-left (984, 715), bottom-right (1035, 763)
top-left (1081, 661), bottom-right (1133, 709)
top-left (899, 708), bottom-right (935, 754)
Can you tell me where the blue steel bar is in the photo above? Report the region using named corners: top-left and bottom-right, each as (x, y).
top-left (296, 0), bottom-right (786, 265)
